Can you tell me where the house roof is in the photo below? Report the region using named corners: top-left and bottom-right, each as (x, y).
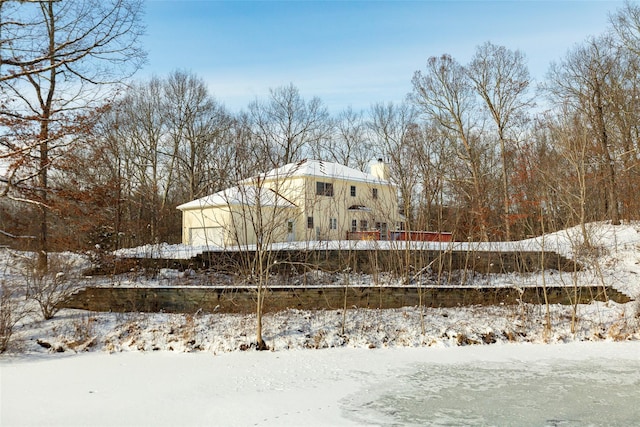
top-left (243, 159), bottom-right (391, 185)
top-left (178, 160), bottom-right (392, 211)
top-left (176, 185), bottom-right (297, 211)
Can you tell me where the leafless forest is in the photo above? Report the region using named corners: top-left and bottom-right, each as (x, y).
top-left (1, 0), bottom-right (639, 256)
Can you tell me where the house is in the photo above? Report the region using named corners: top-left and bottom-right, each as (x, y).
top-left (176, 159), bottom-right (404, 247)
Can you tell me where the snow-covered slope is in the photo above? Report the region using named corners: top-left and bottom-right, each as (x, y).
top-left (1, 222), bottom-right (638, 357)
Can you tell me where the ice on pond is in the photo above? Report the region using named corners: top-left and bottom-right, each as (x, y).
top-left (2, 342), bottom-right (639, 426)
top-left (341, 358), bottom-right (640, 426)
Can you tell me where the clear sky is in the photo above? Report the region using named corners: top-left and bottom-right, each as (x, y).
top-left (142, 0), bottom-right (625, 113)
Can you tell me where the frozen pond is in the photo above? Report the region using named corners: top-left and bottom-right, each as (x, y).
top-left (2, 342), bottom-right (639, 426)
top-left (341, 357), bottom-right (640, 426)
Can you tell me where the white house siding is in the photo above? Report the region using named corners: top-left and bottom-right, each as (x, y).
top-left (181, 206), bottom-right (232, 247)
top-left (302, 175), bottom-right (399, 241)
top-left (188, 226), bottom-right (224, 247)
top-left (181, 203), bottom-right (300, 248)
top-left (177, 160), bottom-right (402, 246)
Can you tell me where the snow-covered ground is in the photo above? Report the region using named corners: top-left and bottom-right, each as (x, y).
top-left (1, 222), bottom-right (639, 354)
top-left (1, 222), bottom-right (639, 425)
top-left (2, 342), bottom-right (639, 426)
top-left (113, 220), bottom-right (640, 260)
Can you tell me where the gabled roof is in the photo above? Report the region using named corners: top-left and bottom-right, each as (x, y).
top-left (243, 159), bottom-right (391, 185)
top-left (176, 185), bottom-right (297, 211)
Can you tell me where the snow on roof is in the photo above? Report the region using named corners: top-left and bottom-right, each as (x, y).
top-left (243, 159), bottom-right (391, 185)
top-left (176, 185), bottom-right (297, 210)
top-left (179, 159), bottom-right (391, 210)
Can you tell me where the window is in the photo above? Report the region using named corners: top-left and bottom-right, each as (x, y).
top-left (372, 188), bottom-right (378, 199)
top-left (377, 222), bottom-right (388, 239)
top-left (316, 181), bottom-right (334, 196)
top-left (351, 219), bottom-right (357, 232)
top-left (360, 220), bottom-right (368, 231)
top-left (307, 216), bottom-right (314, 229)
top-left (350, 185), bottom-right (356, 197)
top-left (329, 218), bottom-right (337, 230)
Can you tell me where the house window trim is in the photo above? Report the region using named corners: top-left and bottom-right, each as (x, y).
top-left (307, 216), bottom-right (314, 229)
top-left (350, 185), bottom-right (356, 197)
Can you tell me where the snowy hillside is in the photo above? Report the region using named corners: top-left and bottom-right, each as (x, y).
top-left (2, 222), bottom-right (640, 426)
top-left (112, 221), bottom-right (640, 298)
top-left (0, 222), bottom-right (638, 356)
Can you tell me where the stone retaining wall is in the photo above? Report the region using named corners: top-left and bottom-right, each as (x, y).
top-left (196, 248), bottom-right (581, 275)
top-left (101, 248), bottom-right (581, 277)
top-left (61, 285), bottom-right (630, 315)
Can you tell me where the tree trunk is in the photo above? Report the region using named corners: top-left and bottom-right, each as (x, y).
top-left (499, 131), bottom-right (511, 240)
top-left (594, 85), bottom-right (621, 225)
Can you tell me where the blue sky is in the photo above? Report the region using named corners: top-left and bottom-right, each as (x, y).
top-left (143, 0), bottom-right (625, 113)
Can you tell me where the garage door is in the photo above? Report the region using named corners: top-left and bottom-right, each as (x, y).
top-left (189, 227), bottom-right (224, 247)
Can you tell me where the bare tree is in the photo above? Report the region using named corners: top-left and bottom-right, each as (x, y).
top-left (410, 54), bottom-right (491, 240)
top-left (91, 72), bottom-right (247, 247)
top-left (224, 167), bottom-right (300, 350)
top-left (546, 35), bottom-right (623, 226)
top-left (410, 121), bottom-right (449, 233)
top-left (19, 252), bottom-right (86, 320)
top-left (317, 107), bottom-right (371, 170)
top-left (0, 256), bottom-right (30, 352)
top-left (368, 102), bottom-right (420, 228)
top-left (115, 77), bottom-right (172, 243)
top-left (0, 0), bottom-right (145, 271)
top-left (224, 112), bottom-right (270, 182)
top-left (248, 83), bottom-right (330, 167)
top-left (611, 1), bottom-right (640, 56)
top-left (544, 110), bottom-right (595, 246)
top-left (608, 9), bottom-right (640, 222)
top-left (468, 42), bottom-right (532, 240)
top-left (163, 70), bottom-right (233, 201)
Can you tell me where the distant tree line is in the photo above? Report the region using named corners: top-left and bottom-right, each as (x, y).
top-left (1, 1), bottom-right (639, 256)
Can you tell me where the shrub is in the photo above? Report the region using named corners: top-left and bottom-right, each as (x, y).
top-left (0, 277), bottom-right (29, 353)
top-left (20, 253), bottom-right (86, 320)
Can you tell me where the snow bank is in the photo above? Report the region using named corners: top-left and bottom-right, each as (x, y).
top-left (6, 300), bottom-right (639, 357)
